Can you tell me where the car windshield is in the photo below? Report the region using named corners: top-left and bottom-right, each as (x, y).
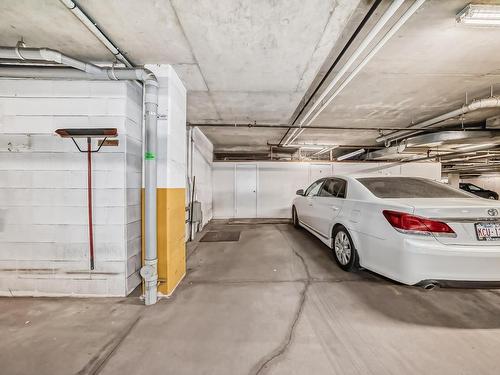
top-left (357, 177), bottom-right (473, 199)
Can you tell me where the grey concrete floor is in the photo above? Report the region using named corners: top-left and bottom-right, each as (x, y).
top-left (2, 221), bottom-right (500, 375)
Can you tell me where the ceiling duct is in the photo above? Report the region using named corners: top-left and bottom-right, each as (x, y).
top-left (365, 130), bottom-right (500, 161)
top-left (377, 96), bottom-right (500, 145)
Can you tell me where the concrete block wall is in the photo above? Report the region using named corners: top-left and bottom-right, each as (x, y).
top-left (0, 79), bottom-right (143, 297)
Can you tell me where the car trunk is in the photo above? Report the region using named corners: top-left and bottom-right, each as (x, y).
top-left (387, 198), bottom-right (500, 246)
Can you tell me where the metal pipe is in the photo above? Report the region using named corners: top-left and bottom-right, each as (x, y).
top-left (283, 0), bottom-right (406, 145)
top-left (284, 0), bottom-right (427, 146)
top-left (278, 0), bottom-right (383, 146)
top-left (87, 137), bottom-right (95, 270)
top-left (186, 122), bottom-right (492, 133)
top-left (0, 47), bottom-right (104, 74)
top-left (0, 46), bottom-right (158, 305)
top-left (377, 96), bottom-right (500, 144)
top-left (58, 0), bottom-right (133, 67)
top-left (143, 79), bottom-right (158, 306)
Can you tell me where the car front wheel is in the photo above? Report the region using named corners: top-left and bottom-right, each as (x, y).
top-left (292, 206), bottom-right (300, 228)
top-left (332, 226), bottom-right (359, 272)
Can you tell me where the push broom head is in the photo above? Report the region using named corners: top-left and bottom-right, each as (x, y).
top-left (55, 128), bottom-right (118, 138)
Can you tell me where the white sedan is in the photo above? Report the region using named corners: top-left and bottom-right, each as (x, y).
top-left (292, 175), bottom-right (500, 287)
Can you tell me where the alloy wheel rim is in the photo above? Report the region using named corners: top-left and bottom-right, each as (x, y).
top-left (334, 231), bottom-right (351, 265)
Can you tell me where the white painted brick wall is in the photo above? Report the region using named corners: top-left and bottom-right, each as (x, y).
top-left (0, 79), bottom-right (143, 297)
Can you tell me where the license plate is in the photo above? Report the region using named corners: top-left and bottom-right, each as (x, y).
top-left (475, 222), bottom-right (500, 241)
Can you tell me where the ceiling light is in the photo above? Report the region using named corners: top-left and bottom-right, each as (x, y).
top-left (336, 148), bottom-right (366, 161)
top-left (457, 143), bottom-right (495, 151)
top-left (293, 145), bottom-right (325, 151)
top-left (456, 4), bottom-right (500, 27)
top-left (312, 145), bottom-right (339, 156)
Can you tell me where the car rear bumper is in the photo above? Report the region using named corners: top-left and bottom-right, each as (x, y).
top-left (399, 238), bottom-right (500, 285)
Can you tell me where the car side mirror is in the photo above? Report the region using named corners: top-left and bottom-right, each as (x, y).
top-left (296, 189), bottom-right (304, 196)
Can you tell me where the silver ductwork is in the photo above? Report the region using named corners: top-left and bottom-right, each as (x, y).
top-left (366, 130), bottom-right (500, 161)
top-left (377, 96), bottom-right (500, 145)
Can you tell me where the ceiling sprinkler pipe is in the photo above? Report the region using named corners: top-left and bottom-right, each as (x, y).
top-left (284, 0), bottom-right (428, 146)
top-left (58, 0), bottom-right (133, 67)
top-left (377, 96), bottom-right (500, 145)
top-left (0, 46), bottom-right (158, 305)
top-left (282, 0), bottom-right (406, 146)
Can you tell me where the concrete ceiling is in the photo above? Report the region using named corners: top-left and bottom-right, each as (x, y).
top-left (0, 0), bottom-right (362, 127)
top-left (1, 0), bottom-right (500, 159)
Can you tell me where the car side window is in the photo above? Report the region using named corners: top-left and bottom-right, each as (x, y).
top-left (319, 179), bottom-right (336, 197)
top-left (319, 179), bottom-right (347, 198)
top-left (336, 179), bottom-right (347, 198)
top-left (468, 184), bottom-right (482, 192)
top-left (305, 179), bottom-right (324, 197)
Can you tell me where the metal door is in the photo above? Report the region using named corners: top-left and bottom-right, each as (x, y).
top-left (235, 164), bottom-right (257, 218)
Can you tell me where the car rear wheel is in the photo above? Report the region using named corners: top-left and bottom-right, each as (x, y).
top-left (332, 226), bottom-right (359, 272)
top-left (292, 206), bottom-right (300, 228)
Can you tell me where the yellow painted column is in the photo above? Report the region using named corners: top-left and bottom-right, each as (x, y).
top-left (157, 188), bottom-right (185, 294)
top-left (142, 65), bottom-right (187, 296)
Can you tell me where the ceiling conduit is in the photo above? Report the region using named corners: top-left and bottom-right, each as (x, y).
top-left (58, 0), bottom-right (133, 67)
top-left (283, 0), bottom-right (426, 146)
top-left (0, 46), bottom-right (159, 305)
top-left (377, 96), bottom-right (500, 145)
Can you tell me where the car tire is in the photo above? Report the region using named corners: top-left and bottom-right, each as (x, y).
top-left (332, 226), bottom-right (359, 272)
top-left (489, 196), bottom-right (496, 200)
top-left (292, 206), bottom-right (300, 228)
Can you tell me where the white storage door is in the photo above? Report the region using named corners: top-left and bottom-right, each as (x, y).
top-left (235, 164), bottom-right (257, 218)
top-left (310, 164), bottom-right (331, 183)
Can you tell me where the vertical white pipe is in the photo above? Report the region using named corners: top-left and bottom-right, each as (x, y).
top-left (143, 79), bottom-right (159, 305)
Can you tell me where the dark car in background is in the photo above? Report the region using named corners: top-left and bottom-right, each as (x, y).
top-left (460, 183), bottom-right (499, 200)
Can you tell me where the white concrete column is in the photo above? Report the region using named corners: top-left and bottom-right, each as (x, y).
top-left (448, 173), bottom-right (460, 188)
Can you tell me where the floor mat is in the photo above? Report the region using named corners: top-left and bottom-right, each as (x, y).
top-left (200, 231), bottom-right (241, 242)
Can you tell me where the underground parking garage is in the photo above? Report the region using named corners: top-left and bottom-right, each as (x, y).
top-left (2, 0), bottom-right (500, 374)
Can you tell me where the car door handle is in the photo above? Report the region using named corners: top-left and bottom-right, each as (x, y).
top-left (330, 206), bottom-right (339, 211)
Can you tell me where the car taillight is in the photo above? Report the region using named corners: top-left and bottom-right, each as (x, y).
top-left (382, 210), bottom-right (455, 236)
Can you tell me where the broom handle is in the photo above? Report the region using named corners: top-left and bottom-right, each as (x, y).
top-left (87, 137), bottom-right (95, 270)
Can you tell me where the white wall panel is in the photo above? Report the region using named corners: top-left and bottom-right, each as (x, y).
top-left (235, 164), bottom-right (257, 218)
top-left (258, 163), bottom-right (309, 218)
top-left (191, 127), bottom-right (213, 227)
top-left (213, 161), bottom-right (442, 219)
top-left (213, 164), bottom-right (235, 219)
top-left (400, 162), bottom-right (441, 180)
top-left (310, 163), bottom-right (333, 183)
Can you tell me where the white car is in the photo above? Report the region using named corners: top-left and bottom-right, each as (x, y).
top-left (292, 175), bottom-right (500, 287)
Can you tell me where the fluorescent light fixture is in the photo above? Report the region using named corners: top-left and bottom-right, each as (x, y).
top-left (457, 143), bottom-right (495, 151)
top-left (456, 4), bottom-right (500, 27)
top-left (336, 148), bottom-right (366, 161)
top-left (312, 145), bottom-right (339, 157)
top-left (297, 146), bottom-right (325, 151)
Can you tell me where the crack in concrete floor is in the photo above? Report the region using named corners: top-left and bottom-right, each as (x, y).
top-left (249, 226), bottom-right (313, 375)
top-left (78, 314), bottom-right (143, 375)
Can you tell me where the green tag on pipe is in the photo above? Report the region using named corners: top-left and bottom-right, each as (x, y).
top-left (145, 152), bottom-right (155, 160)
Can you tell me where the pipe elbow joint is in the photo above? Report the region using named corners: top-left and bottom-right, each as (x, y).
top-left (140, 69), bottom-right (158, 85)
